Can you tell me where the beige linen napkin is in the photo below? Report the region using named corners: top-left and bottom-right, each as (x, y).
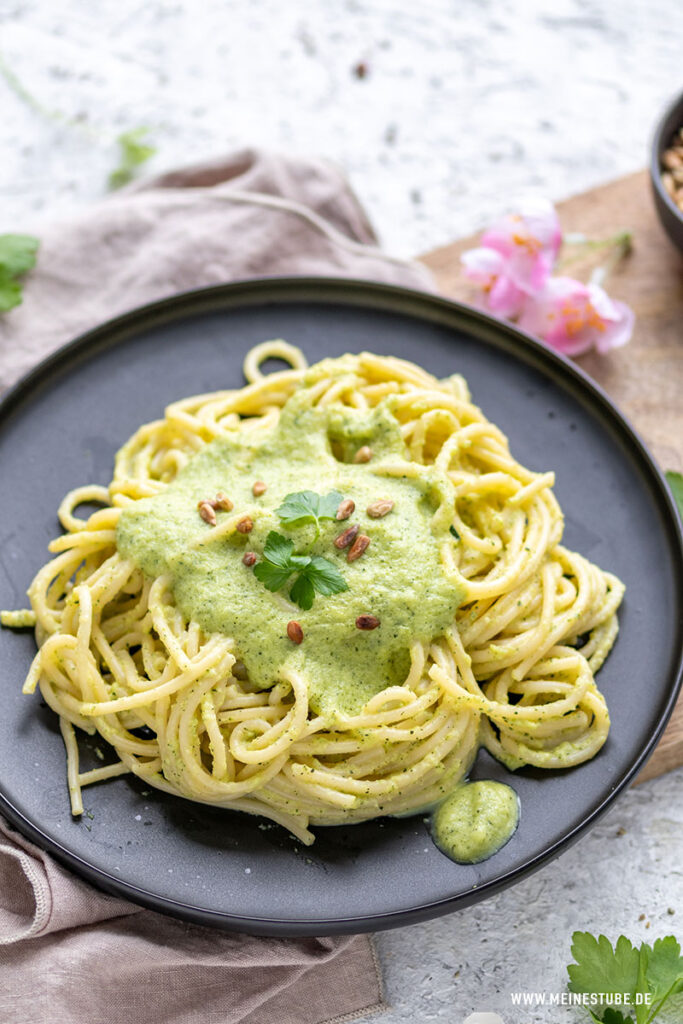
top-left (0, 147), bottom-right (433, 390)
top-left (0, 149), bottom-right (434, 1024)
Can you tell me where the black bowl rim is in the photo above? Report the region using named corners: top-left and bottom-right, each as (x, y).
top-left (650, 86), bottom-right (683, 225)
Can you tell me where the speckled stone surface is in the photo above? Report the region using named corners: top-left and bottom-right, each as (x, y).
top-left (1, 2), bottom-right (682, 1022)
top-left (368, 769), bottom-right (683, 1022)
top-left (2, 0), bottom-right (682, 255)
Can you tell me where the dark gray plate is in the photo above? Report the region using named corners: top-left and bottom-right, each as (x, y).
top-left (0, 278), bottom-right (681, 937)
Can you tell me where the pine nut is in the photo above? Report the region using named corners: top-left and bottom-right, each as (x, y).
top-left (347, 533), bottom-right (370, 562)
top-left (356, 614), bottom-right (380, 630)
top-left (214, 492), bottom-right (234, 511)
top-left (353, 446), bottom-right (373, 463)
top-left (334, 524), bottom-right (359, 549)
top-left (197, 501), bottom-right (217, 526)
top-left (336, 498), bottom-right (355, 520)
top-left (287, 620), bottom-right (304, 644)
top-left (367, 499), bottom-right (394, 518)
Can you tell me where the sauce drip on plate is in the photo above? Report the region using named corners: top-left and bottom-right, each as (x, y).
top-left (431, 780), bottom-right (520, 864)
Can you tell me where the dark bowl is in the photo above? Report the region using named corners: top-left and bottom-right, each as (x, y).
top-left (650, 88), bottom-right (683, 253)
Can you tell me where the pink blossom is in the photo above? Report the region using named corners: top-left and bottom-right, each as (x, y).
top-left (461, 247), bottom-right (526, 318)
top-left (479, 197), bottom-right (562, 295)
top-left (517, 276), bottom-right (634, 356)
top-left (460, 200), bottom-right (634, 359)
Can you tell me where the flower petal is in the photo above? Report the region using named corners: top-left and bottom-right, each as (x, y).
top-left (487, 274), bottom-right (527, 318)
top-left (519, 276), bottom-right (634, 356)
top-left (480, 198), bottom-right (562, 295)
top-left (461, 246), bottom-right (505, 285)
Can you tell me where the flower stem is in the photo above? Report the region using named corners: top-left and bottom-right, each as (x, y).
top-left (558, 230), bottom-right (633, 272)
top-left (564, 229), bottom-right (633, 252)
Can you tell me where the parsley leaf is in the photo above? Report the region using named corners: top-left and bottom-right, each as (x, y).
top-left (253, 561), bottom-right (292, 592)
top-left (666, 471), bottom-right (683, 521)
top-left (276, 490), bottom-right (343, 532)
top-left (252, 531), bottom-right (348, 610)
top-left (260, 531), bottom-right (296, 569)
top-left (290, 555), bottom-right (346, 609)
top-left (0, 274), bottom-right (22, 312)
top-left (289, 573), bottom-right (315, 611)
top-left (568, 932), bottom-right (683, 1024)
top-left (569, 933), bottom-right (641, 1008)
top-left (0, 234), bottom-right (39, 277)
top-left (109, 127), bottom-right (157, 190)
top-left (253, 532), bottom-right (301, 591)
top-left (306, 556), bottom-right (348, 596)
top-left (643, 937), bottom-right (683, 1017)
top-left (602, 1010), bottom-right (634, 1024)
top-left (0, 234), bottom-right (39, 312)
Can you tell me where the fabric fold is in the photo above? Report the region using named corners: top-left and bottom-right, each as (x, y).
top-left (0, 818), bottom-right (136, 945)
top-left (0, 147), bottom-right (434, 393)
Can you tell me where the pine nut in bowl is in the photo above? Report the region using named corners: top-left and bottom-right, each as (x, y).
top-left (650, 88), bottom-right (683, 255)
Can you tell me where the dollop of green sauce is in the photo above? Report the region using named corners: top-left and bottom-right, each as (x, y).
top-left (116, 363), bottom-right (465, 718)
top-left (431, 781), bottom-right (520, 864)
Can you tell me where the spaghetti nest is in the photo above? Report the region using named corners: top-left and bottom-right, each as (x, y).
top-left (19, 342), bottom-right (624, 844)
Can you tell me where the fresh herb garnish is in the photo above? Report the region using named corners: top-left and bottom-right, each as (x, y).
top-left (449, 524), bottom-right (460, 540)
top-left (276, 490), bottom-right (343, 534)
top-left (666, 471), bottom-right (683, 521)
top-left (253, 531), bottom-right (348, 610)
top-left (109, 127), bottom-right (157, 190)
top-left (567, 931), bottom-right (683, 1023)
top-left (0, 234), bottom-right (39, 312)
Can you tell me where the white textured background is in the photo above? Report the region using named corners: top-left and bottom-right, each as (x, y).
top-left (1, 2), bottom-right (682, 1022)
top-left (2, 0), bottom-right (683, 254)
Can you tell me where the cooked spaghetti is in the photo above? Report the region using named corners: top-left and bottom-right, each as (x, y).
top-left (6, 342), bottom-right (624, 845)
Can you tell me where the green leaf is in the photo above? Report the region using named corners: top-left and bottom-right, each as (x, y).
top-left (0, 234), bottom-right (39, 312)
top-left (0, 271), bottom-right (23, 312)
top-left (0, 234), bottom-right (39, 277)
top-left (253, 533), bottom-right (299, 591)
top-left (317, 490), bottom-right (345, 520)
top-left (262, 531), bottom-right (296, 569)
top-left (288, 555), bottom-right (347, 609)
top-left (568, 932), bottom-right (683, 1024)
top-left (642, 936), bottom-right (683, 1017)
top-left (568, 932), bottom-right (641, 1004)
top-left (276, 490), bottom-right (343, 530)
top-left (109, 127), bottom-right (156, 190)
top-left (253, 561), bottom-right (292, 592)
top-left (635, 949), bottom-right (651, 1024)
top-left (602, 1010), bottom-right (634, 1024)
top-left (252, 530), bottom-right (346, 610)
top-left (666, 471), bottom-right (683, 522)
top-left (306, 556), bottom-right (348, 597)
top-left (275, 490), bottom-right (320, 525)
top-left (290, 573), bottom-right (315, 611)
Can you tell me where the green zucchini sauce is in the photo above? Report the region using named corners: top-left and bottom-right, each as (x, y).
top-left (117, 373), bottom-right (465, 718)
top-left (431, 780), bottom-right (520, 864)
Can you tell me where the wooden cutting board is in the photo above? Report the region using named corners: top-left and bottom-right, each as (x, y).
top-left (420, 169), bottom-right (683, 784)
